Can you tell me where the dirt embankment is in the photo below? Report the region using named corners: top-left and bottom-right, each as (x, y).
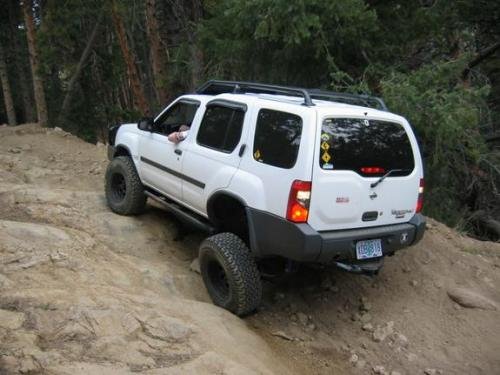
top-left (1, 124), bottom-right (500, 375)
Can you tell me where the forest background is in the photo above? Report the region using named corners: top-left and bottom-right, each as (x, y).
top-left (0, 0), bottom-right (499, 240)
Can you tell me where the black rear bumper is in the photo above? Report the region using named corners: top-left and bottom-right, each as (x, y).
top-left (246, 208), bottom-right (425, 264)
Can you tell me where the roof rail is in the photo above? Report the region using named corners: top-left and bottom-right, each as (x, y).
top-left (307, 89), bottom-right (388, 111)
top-left (195, 80), bottom-right (388, 111)
top-left (196, 80), bottom-right (315, 106)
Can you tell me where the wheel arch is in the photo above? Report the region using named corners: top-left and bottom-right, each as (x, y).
top-left (207, 190), bottom-right (248, 226)
top-left (113, 144), bottom-right (132, 158)
top-left (206, 191), bottom-right (254, 246)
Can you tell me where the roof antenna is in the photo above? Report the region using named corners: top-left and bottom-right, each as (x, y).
top-left (233, 84), bottom-right (241, 94)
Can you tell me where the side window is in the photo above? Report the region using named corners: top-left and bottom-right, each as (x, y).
top-left (253, 109), bottom-right (302, 169)
top-left (154, 101), bottom-right (199, 136)
top-left (196, 105), bottom-right (244, 153)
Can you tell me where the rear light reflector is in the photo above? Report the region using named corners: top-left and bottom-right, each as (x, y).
top-left (287, 180), bottom-right (312, 223)
top-left (416, 178), bottom-right (424, 213)
top-left (360, 166), bottom-right (386, 174)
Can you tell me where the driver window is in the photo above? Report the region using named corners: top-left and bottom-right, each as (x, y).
top-left (154, 101), bottom-right (200, 136)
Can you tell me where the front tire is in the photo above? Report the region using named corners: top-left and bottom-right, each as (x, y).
top-left (105, 156), bottom-right (146, 215)
top-left (199, 233), bottom-right (262, 316)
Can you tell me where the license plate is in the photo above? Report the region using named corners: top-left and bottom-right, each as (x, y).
top-left (356, 239), bottom-right (383, 260)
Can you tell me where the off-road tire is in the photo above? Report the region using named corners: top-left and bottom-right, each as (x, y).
top-left (105, 156), bottom-right (146, 215)
top-left (199, 232), bottom-right (262, 316)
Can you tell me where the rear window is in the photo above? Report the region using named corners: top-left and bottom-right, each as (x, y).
top-left (253, 109), bottom-right (302, 169)
top-left (320, 118), bottom-right (415, 176)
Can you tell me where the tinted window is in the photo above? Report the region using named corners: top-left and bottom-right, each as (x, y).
top-left (197, 105), bottom-right (244, 153)
top-left (154, 101), bottom-right (199, 135)
top-left (320, 118), bottom-right (415, 176)
top-left (253, 109), bottom-right (302, 169)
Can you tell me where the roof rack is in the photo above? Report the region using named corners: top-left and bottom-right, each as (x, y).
top-left (196, 80), bottom-right (314, 106)
top-left (195, 80), bottom-right (388, 111)
top-left (308, 89), bottom-right (388, 111)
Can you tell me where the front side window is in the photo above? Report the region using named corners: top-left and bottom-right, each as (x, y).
top-left (196, 105), bottom-right (244, 153)
top-left (253, 109), bottom-right (303, 169)
top-left (320, 118), bottom-right (415, 176)
top-left (154, 101), bottom-right (199, 136)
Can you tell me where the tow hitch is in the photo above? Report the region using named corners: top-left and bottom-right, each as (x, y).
top-left (335, 258), bottom-right (384, 276)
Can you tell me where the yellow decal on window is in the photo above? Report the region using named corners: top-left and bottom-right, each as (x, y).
top-left (254, 149), bottom-right (261, 160)
top-left (322, 152), bottom-right (331, 163)
top-left (321, 141), bottom-right (330, 151)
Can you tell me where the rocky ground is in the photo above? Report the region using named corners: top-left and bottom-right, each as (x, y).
top-left (1, 123), bottom-right (499, 374)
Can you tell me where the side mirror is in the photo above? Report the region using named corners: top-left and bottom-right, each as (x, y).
top-left (138, 117), bottom-right (153, 132)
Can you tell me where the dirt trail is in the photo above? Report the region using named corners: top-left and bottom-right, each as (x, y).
top-left (1, 124), bottom-right (500, 375)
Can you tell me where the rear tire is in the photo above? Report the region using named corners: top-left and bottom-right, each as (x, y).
top-left (105, 156), bottom-right (146, 215)
top-left (199, 232), bottom-right (262, 316)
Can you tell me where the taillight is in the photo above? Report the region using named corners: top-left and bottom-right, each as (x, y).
top-left (286, 180), bottom-right (312, 223)
top-left (416, 178), bottom-right (424, 213)
top-left (360, 166), bottom-right (386, 174)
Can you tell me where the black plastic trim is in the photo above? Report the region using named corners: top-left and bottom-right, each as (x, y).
top-left (140, 156), bottom-right (205, 189)
top-left (145, 189), bottom-right (215, 234)
top-left (108, 123), bottom-right (122, 146)
top-left (245, 208), bottom-right (426, 264)
top-left (246, 208), bottom-right (322, 262)
top-left (178, 98), bottom-right (201, 106)
top-left (206, 191), bottom-right (248, 225)
top-left (206, 99), bottom-right (248, 112)
top-left (108, 144), bottom-right (132, 160)
top-left (107, 145), bottom-right (115, 160)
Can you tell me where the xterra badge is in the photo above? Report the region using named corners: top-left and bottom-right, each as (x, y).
top-left (391, 209), bottom-right (413, 218)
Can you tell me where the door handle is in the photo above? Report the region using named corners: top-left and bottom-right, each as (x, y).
top-left (174, 149), bottom-right (182, 155)
top-left (238, 144), bottom-right (246, 157)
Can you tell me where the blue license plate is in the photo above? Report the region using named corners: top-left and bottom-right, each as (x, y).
top-left (356, 239), bottom-right (383, 260)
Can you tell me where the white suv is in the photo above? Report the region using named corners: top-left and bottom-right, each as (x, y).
top-left (105, 80), bottom-right (426, 316)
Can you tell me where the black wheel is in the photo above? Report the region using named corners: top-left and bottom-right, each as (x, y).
top-left (105, 156), bottom-right (146, 215)
top-left (199, 233), bottom-right (262, 316)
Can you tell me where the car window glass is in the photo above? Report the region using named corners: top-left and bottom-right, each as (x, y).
top-left (253, 109), bottom-right (302, 169)
top-left (154, 101), bottom-right (199, 136)
top-left (320, 118), bottom-right (415, 176)
top-left (197, 105), bottom-right (244, 153)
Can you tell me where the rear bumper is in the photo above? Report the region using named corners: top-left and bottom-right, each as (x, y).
top-left (246, 208), bottom-right (425, 264)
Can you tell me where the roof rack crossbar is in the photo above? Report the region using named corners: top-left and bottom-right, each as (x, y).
top-left (196, 80), bottom-right (315, 106)
top-left (196, 80), bottom-right (388, 111)
top-left (307, 89), bottom-right (388, 111)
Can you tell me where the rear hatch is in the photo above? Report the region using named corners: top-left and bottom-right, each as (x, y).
top-left (308, 116), bottom-right (422, 231)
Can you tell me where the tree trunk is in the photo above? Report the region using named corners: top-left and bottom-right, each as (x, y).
top-left (188, 0), bottom-right (203, 91)
top-left (0, 43), bottom-right (17, 126)
top-left (9, 0), bottom-right (35, 123)
top-left (462, 42), bottom-right (500, 82)
top-left (57, 13), bottom-right (103, 126)
top-left (145, 0), bottom-right (168, 105)
top-left (22, 0), bottom-right (48, 127)
top-left (23, 0), bottom-right (48, 126)
top-left (111, 1), bottom-right (150, 116)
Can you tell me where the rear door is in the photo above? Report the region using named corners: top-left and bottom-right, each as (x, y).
top-left (180, 99), bottom-right (248, 214)
top-left (308, 116), bottom-right (422, 231)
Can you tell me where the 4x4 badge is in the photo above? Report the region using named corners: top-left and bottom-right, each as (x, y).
top-left (369, 192), bottom-right (377, 199)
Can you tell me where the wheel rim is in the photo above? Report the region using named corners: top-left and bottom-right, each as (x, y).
top-left (110, 173), bottom-right (127, 202)
top-left (206, 258), bottom-right (230, 300)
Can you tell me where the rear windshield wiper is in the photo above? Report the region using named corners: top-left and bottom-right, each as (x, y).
top-left (370, 169), bottom-right (407, 188)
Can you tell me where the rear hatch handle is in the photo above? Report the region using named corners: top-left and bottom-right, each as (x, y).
top-left (370, 169), bottom-right (408, 188)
